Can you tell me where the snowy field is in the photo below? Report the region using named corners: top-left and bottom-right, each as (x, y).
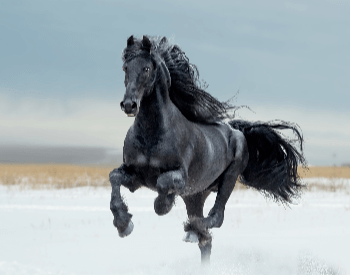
top-left (1, 178), bottom-right (349, 275)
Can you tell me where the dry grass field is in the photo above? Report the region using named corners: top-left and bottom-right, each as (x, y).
top-left (0, 164), bottom-right (349, 191)
top-left (298, 166), bottom-right (350, 179)
top-left (0, 164), bottom-right (113, 189)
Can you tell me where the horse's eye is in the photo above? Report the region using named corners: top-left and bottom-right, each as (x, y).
top-left (144, 67), bottom-right (150, 72)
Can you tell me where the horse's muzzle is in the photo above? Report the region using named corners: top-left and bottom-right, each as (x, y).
top-left (120, 99), bottom-right (138, 117)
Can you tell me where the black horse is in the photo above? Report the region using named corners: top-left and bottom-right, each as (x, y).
top-left (109, 35), bottom-right (306, 263)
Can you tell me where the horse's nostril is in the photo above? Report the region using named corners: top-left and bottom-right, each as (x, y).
top-left (121, 99), bottom-right (137, 114)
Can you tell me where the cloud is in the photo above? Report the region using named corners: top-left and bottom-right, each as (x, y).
top-left (0, 145), bottom-right (122, 165)
top-left (1, 97), bottom-right (350, 165)
top-left (234, 104), bottom-right (350, 165)
top-left (0, 96), bottom-right (133, 149)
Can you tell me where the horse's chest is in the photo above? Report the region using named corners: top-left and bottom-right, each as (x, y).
top-left (128, 152), bottom-right (163, 167)
top-left (125, 152), bottom-right (172, 189)
top-left (125, 145), bottom-right (177, 168)
top-left (125, 127), bottom-right (176, 161)
top-left (124, 137), bottom-right (179, 187)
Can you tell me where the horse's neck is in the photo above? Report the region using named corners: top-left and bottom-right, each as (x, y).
top-left (134, 85), bottom-right (176, 136)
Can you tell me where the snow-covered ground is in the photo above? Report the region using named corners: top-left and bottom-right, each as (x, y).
top-left (0, 180), bottom-right (349, 275)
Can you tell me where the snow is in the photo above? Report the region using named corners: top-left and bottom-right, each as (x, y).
top-left (0, 181), bottom-right (349, 275)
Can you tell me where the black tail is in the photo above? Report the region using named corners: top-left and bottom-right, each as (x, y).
top-left (229, 120), bottom-right (307, 204)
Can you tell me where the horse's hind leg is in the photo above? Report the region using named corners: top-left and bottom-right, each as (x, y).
top-left (205, 132), bottom-right (248, 229)
top-left (182, 190), bottom-right (212, 263)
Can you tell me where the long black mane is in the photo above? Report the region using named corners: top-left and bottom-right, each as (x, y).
top-left (122, 36), bottom-right (235, 124)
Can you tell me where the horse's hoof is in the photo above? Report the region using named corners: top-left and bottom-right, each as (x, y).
top-left (154, 194), bottom-right (175, 216)
top-left (183, 230), bottom-right (199, 243)
top-left (118, 220), bottom-right (134, 238)
top-left (207, 209), bottom-right (224, 228)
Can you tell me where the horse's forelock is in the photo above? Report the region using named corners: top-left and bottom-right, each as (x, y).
top-left (122, 36), bottom-right (168, 63)
top-left (122, 45), bottom-right (153, 63)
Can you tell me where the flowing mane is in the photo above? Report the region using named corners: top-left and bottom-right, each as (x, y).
top-left (122, 36), bottom-right (236, 124)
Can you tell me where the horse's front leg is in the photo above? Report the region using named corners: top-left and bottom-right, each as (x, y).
top-left (109, 164), bottom-right (140, 238)
top-left (154, 169), bottom-right (186, 216)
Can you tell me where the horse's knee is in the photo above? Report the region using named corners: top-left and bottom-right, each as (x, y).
top-left (156, 176), bottom-right (170, 195)
top-left (156, 170), bottom-right (186, 195)
top-left (110, 166), bottom-right (140, 192)
top-left (109, 168), bottom-right (123, 185)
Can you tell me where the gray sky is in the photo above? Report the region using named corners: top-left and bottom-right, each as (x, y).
top-left (1, 0), bottom-right (350, 165)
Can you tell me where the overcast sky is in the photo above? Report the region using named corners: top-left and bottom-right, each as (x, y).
top-left (1, 0), bottom-right (350, 165)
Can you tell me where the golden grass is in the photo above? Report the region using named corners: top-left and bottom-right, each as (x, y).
top-left (298, 166), bottom-right (350, 179)
top-left (0, 164), bottom-right (114, 189)
top-left (0, 164), bottom-right (349, 191)
top-left (236, 166), bottom-right (350, 192)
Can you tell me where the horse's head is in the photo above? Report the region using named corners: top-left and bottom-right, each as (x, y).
top-left (120, 35), bottom-right (171, 117)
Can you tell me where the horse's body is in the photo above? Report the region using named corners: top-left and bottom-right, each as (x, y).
top-left (110, 35), bottom-right (306, 263)
top-left (123, 101), bottom-right (244, 195)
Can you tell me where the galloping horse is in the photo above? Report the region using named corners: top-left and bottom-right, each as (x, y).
top-left (109, 35), bottom-right (306, 263)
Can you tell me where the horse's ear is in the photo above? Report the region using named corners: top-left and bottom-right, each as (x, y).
top-left (142, 35), bottom-right (152, 53)
top-left (127, 35), bottom-right (134, 47)
top-left (160, 37), bottom-right (167, 45)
